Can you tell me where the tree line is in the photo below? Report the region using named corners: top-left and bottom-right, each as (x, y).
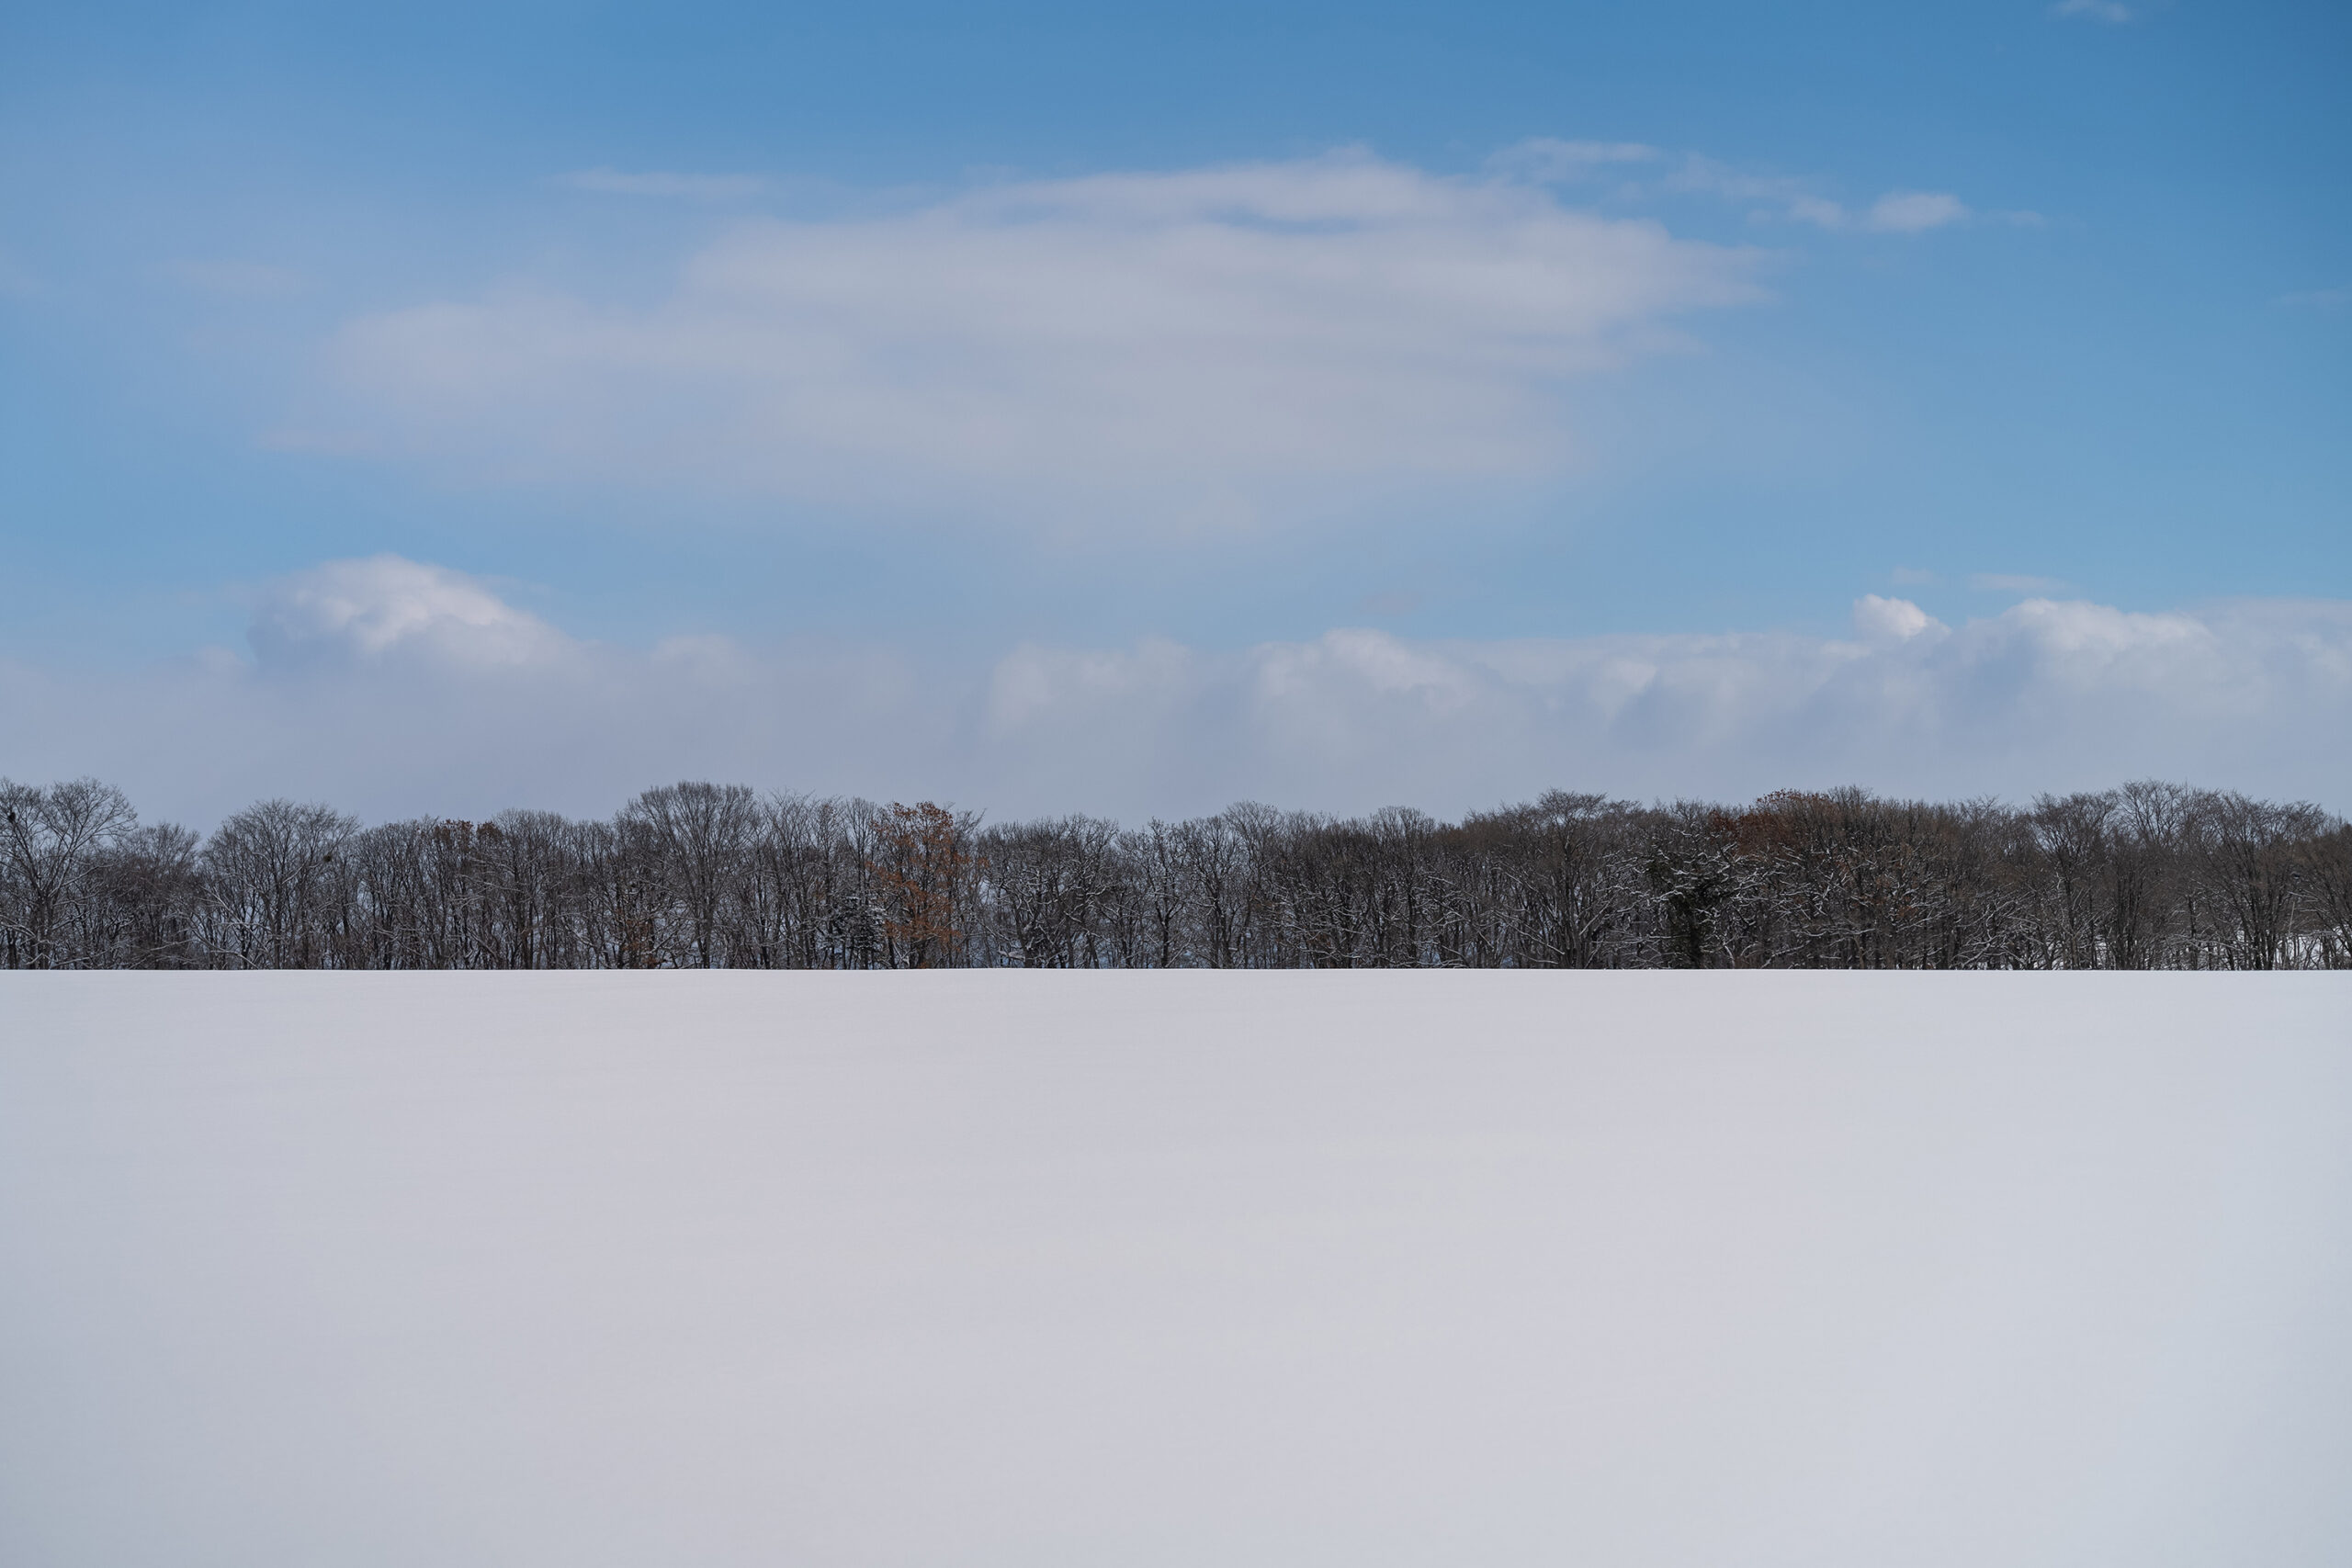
top-left (5, 776), bottom-right (2349, 971)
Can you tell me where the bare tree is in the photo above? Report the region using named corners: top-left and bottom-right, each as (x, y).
top-left (624, 783), bottom-right (763, 967)
top-left (0, 778), bottom-right (138, 968)
top-left (199, 799), bottom-right (358, 968)
top-left (2295, 820), bottom-right (2352, 968)
top-left (2191, 790), bottom-right (2331, 970)
top-left (5, 773), bottom-right (2345, 973)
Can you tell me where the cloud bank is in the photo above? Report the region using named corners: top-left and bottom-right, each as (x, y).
top-left (323, 152), bottom-right (1766, 533)
top-left (4, 558), bottom-right (2347, 828)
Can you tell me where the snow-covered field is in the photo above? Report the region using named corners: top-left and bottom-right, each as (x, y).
top-left (2, 973), bottom-right (2346, 1567)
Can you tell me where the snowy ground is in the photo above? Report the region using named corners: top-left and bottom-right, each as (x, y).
top-left (2, 973), bottom-right (2346, 1568)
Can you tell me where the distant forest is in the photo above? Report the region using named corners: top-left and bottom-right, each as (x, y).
top-left (5, 777), bottom-right (2349, 971)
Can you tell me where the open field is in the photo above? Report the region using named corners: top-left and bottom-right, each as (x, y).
top-left (3, 973), bottom-right (2347, 1566)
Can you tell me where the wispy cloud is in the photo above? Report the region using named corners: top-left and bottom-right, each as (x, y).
top-left (6, 560), bottom-right (2346, 825)
top-left (1490, 139), bottom-right (1663, 182)
top-left (1666, 159), bottom-right (1971, 233)
top-left (2278, 286), bottom-right (2349, 311)
top-left (324, 151), bottom-right (1767, 536)
top-left (2055, 0), bottom-right (2135, 22)
top-left (556, 167), bottom-right (767, 200)
top-left (1664, 157), bottom-right (1831, 222)
top-left (1861, 191), bottom-right (1971, 233)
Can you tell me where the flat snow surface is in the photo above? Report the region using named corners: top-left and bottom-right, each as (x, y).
top-left (2, 973), bottom-right (2347, 1568)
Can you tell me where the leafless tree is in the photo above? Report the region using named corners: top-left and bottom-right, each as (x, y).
top-left (624, 783), bottom-right (763, 967)
top-left (0, 777), bottom-right (139, 968)
top-left (7, 773), bottom-right (2346, 973)
top-left (198, 799), bottom-right (357, 968)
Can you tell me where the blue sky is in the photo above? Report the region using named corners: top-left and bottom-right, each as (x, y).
top-left (2, 1), bottom-right (2347, 822)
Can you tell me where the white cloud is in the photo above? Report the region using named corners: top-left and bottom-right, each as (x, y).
top-left (323, 151), bottom-right (1766, 535)
top-left (1851, 595), bottom-right (1946, 646)
top-left (1665, 158), bottom-right (1832, 223)
top-left (1664, 161), bottom-right (1973, 236)
top-left (245, 555), bottom-right (571, 670)
top-left (5, 560), bottom-right (2348, 826)
top-left (2055, 0), bottom-right (2135, 22)
top-left (556, 167), bottom-right (767, 200)
top-left (2278, 286), bottom-right (2349, 311)
top-left (978, 598), bottom-right (2352, 814)
top-left (1862, 191), bottom-right (1970, 234)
